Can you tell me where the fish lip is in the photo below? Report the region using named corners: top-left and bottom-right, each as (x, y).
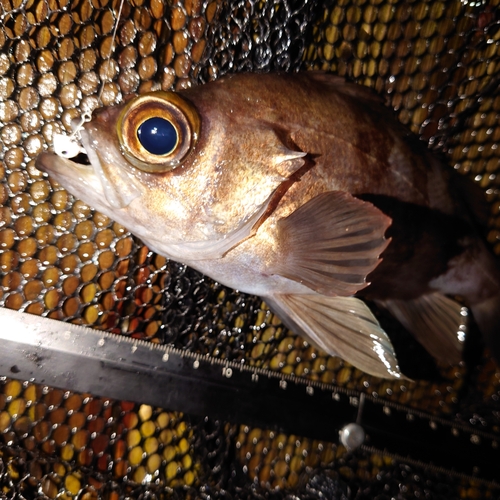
top-left (35, 151), bottom-right (106, 200)
top-left (35, 151), bottom-right (94, 177)
top-left (34, 151), bottom-right (56, 173)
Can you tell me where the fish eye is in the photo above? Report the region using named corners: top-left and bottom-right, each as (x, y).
top-left (137, 117), bottom-right (178, 156)
top-left (117, 92), bottom-right (201, 173)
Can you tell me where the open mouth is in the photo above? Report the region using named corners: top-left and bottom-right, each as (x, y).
top-left (38, 127), bottom-right (146, 211)
top-left (72, 151), bottom-right (91, 166)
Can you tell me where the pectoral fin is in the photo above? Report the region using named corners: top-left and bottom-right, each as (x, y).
top-left (377, 293), bottom-right (467, 364)
top-left (271, 191), bottom-right (391, 296)
top-left (265, 294), bottom-right (402, 379)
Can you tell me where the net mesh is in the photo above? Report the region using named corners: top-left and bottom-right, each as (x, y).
top-left (1, 0), bottom-right (500, 497)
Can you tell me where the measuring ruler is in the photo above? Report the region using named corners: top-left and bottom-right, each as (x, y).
top-left (0, 307), bottom-right (498, 486)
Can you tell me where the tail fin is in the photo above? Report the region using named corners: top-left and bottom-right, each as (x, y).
top-left (465, 238), bottom-right (500, 362)
top-left (471, 294), bottom-right (500, 360)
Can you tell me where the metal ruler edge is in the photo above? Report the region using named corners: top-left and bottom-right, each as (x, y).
top-left (0, 307), bottom-right (499, 485)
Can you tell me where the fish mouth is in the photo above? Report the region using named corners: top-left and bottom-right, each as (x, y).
top-left (36, 127), bottom-right (144, 211)
top-left (70, 151), bottom-right (92, 167)
top-left (36, 150), bottom-right (97, 184)
top-left (35, 151), bottom-right (108, 204)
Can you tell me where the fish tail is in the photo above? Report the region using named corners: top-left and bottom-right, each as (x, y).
top-left (467, 238), bottom-right (500, 361)
top-left (471, 293), bottom-right (500, 361)
top-left (440, 233), bottom-right (500, 363)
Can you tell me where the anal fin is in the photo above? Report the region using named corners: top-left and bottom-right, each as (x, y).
top-left (264, 293), bottom-right (403, 379)
top-left (376, 293), bottom-right (467, 364)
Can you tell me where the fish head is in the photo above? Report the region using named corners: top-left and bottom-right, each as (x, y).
top-left (35, 83), bottom-right (306, 261)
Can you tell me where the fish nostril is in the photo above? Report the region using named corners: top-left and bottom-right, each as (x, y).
top-left (93, 105), bottom-right (122, 124)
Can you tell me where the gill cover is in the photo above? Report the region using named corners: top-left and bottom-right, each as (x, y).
top-left (117, 92), bottom-right (201, 172)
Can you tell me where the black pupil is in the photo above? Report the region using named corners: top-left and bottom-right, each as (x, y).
top-left (137, 117), bottom-right (177, 156)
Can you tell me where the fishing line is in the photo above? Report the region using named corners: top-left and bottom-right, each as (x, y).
top-left (53, 0), bottom-right (126, 159)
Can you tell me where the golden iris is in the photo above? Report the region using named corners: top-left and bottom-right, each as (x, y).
top-left (117, 92), bottom-right (201, 173)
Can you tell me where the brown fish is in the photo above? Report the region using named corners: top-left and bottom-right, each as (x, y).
top-left (35, 72), bottom-right (500, 378)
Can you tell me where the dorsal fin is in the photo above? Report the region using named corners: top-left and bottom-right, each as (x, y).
top-left (305, 71), bottom-right (385, 106)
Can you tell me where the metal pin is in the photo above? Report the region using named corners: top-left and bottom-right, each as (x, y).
top-left (339, 423), bottom-right (365, 451)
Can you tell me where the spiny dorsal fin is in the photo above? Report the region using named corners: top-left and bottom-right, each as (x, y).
top-left (305, 71), bottom-right (384, 106)
top-left (265, 294), bottom-right (403, 379)
top-left (270, 191), bottom-right (391, 296)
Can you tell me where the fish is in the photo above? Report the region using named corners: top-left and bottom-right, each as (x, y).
top-left (35, 72), bottom-right (500, 379)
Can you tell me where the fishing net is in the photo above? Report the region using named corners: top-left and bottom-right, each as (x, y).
top-left (1, 0), bottom-right (500, 497)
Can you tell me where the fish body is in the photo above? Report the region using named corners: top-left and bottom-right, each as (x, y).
top-left (36, 72), bottom-right (500, 378)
